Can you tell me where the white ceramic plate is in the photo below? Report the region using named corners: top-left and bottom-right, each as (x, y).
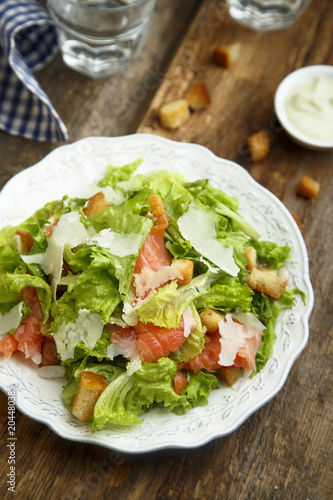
top-left (0, 135), bottom-right (313, 453)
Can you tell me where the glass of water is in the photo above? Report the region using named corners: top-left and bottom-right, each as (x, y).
top-left (47, 0), bottom-right (157, 78)
top-left (225, 0), bottom-right (312, 32)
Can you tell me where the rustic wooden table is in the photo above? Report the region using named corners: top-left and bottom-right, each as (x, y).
top-left (0, 0), bottom-right (332, 498)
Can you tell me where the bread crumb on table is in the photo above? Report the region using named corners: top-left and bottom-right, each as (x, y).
top-left (184, 81), bottom-right (211, 110)
top-left (158, 99), bottom-right (190, 129)
top-left (212, 43), bottom-right (241, 68)
top-left (246, 130), bottom-right (270, 162)
top-left (297, 175), bottom-right (320, 199)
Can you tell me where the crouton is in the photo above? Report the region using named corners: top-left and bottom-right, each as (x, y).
top-left (245, 246), bottom-right (257, 271)
top-left (184, 81), bottom-right (211, 110)
top-left (246, 130), bottom-right (270, 162)
top-left (171, 258), bottom-right (194, 285)
top-left (83, 192), bottom-right (108, 216)
top-left (212, 42), bottom-right (241, 68)
top-left (149, 194), bottom-right (168, 219)
top-left (40, 336), bottom-right (59, 367)
top-left (149, 194), bottom-right (169, 229)
top-left (199, 308), bottom-right (224, 333)
top-left (158, 99), bottom-right (190, 129)
top-left (292, 213), bottom-right (303, 231)
top-left (297, 175), bottom-right (320, 199)
top-left (218, 366), bottom-right (242, 386)
top-left (72, 371), bottom-right (108, 421)
top-left (246, 267), bottom-right (287, 300)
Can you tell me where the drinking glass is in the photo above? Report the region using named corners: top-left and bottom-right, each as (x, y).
top-left (225, 0), bottom-right (312, 32)
top-left (47, 0), bottom-right (157, 78)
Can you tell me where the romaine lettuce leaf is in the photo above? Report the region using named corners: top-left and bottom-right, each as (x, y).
top-left (172, 371), bottom-right (219, 415)
top-left (249, 241), bottom-right (291, 269)
top-left (194, 273), bottom-right (254, 313)
top-left (170, 304), bottom-right (205, 364)
top-left (66, 267), bottom-right (121, 324)
top-left (136, 273), bottom-right (210, 328)
top-left (98, 160), bottom-right (142, 187)
top-left (1, 271), bottom-right (52, 322)
top-left (251, 288), bottom-right (304, 375)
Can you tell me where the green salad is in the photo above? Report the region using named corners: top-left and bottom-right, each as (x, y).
top-left (0, 161), bottom-right (303, 430)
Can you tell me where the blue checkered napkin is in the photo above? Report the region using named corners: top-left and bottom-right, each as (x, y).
top-left (0, 0), bottom-right (68, 141)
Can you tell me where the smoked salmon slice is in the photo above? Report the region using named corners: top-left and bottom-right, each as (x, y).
top-left (173, 368), bottom-right (188, 394)
top-left (134, 194), bottom-right (172, 275)
top-left (183, 326), bottom-right (262, 374)
top-left (182, 330), bottom-right (221, 373)
top-left (134, 232), bottom-right (171, 274)
top-left (0, 287), bottom-right (45, 363)
top-left (0, 333), bottom-right (18, 358)
top-left (13, 314), bottom-right (43, 363)
top-left (108, 320), bottom-right (189, 364)
top-left (22, 286), bottom-right (44, 321)
top-left (136, 319), bottom-right (188, 363)
top-left (234, 331), bottom-right (262, 372)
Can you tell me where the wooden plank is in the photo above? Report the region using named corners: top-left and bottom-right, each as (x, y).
top-left (1, 0), bottom-right (332, 499)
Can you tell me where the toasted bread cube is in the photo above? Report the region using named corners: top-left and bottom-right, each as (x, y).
top-left (297, 175), bottom-right (320, 199)
top-left (218, 366), bottom-right (242, 386)
top-left (292, 213), bottom-right (303, 231)
top-left (184, 81), bottom-right (211, 110)
top-left (246, 130), bottom-right (270, 162)
top-left (199, 308), bottom-right (224, 333)
top-left (158, 99), bottom-right (190, 129)
top-left (245, 246), bottom-right (257, 271)
top-left (171, 258), bottom-right (194, 285)
top-left (149, 194), bottom-right (168, 219)
top-left (212, 43), bottom-right (241, 68)
top-left (149, 194), bottom-right (169, 229)
top-left (246, 267), bottom-right (287, 300)
top-left (72, 371), bottom-right (108, 421)
top-left (83, 192), bottom-right (108, 217)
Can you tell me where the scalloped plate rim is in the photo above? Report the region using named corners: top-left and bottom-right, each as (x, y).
top-left (0, 134), bottom-right (314, 453)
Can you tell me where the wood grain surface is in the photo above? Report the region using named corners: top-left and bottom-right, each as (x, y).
top-left (1, 0), bottom-right (332, 499)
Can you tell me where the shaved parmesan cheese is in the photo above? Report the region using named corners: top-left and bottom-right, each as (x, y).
top-left (177, 205), bottom-right (240, 277)
top-left (22, 212), bottom-right (91, 299)
top-left (183, 306), bottom-right (197, 338)
top-left (133, 265), bottom-right (183, 299)
top-left (90, 229), bottom-right (142, 257)
top-left (106, 343), bottom-right (123, 360)
top-left (29, 351), bottom-right (42, 365)
top-left (21, 253), bottom-right (44, 266)
top-left (218, 313), bottom-right (262, 367)
top-left (232, 311), bottom-right (265, 332)
top-left (0, 302), bottom-right (24, 338)
top-left (53, 308), bottom-right (104, 361)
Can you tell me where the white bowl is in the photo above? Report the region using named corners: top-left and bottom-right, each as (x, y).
top-left (274, 65), bottom-right (333, 151)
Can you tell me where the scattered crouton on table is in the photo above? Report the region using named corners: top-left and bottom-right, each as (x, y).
top-left (246, 130), bottom-right (270, 162)
top-left (297, 175), bottom-right (320, 199)
top-left (158, 99), bottom-right (190, 129)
